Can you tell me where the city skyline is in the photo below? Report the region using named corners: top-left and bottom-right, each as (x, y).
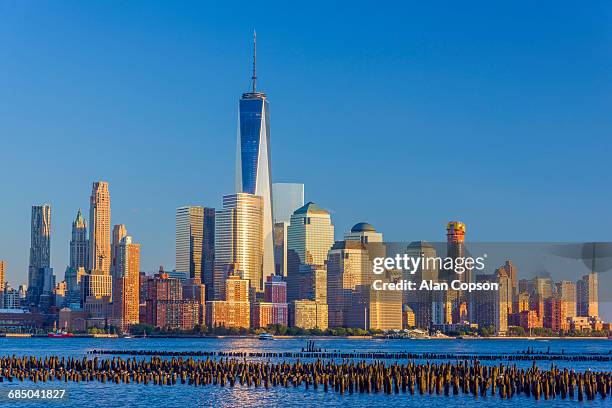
top-left (1, 3), bottom-right (611, 317)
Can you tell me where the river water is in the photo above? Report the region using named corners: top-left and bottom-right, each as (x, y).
top-left (0, 337), bottom-right (610, 407)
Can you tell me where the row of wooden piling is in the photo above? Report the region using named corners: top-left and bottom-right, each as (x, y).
top-left (0, 355), bottom-right (610, 401)
top-left (89, 348), bottom-right (612, 362)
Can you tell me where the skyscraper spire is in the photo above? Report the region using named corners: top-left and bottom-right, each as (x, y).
top-left (252, 30), bottom-right (257, 93)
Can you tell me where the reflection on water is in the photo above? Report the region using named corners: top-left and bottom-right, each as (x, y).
top-left (0, 337), bottom-right (610, 408)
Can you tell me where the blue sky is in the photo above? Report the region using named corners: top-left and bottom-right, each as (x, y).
top-left (1, 1), bottom-right (611, 303)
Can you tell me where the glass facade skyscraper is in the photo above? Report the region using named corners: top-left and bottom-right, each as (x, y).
top-left (27, 204), bottom-right (53, 308)
top-left (234, 46), bottom-right (274, 288)
top-left (272, 183), bottom-right (304, 224)
top-left (213, 193), bottom-right (263, 299)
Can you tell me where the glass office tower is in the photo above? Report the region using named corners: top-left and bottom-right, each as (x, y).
top-left (234, 36), bottom-right (275, 289)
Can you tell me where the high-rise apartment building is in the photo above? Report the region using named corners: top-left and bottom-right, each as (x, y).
top-left (252, 274), bottom-right (288, 328)
top-left (0, 260), bottom-right (5, 291)
top-left (214, 194), bottom-right (263, 299)
top-left (473, 269), bottom-right (510, 335)
top-left (2, 284), bottom-right (20, 309)
top-left (70, 209), bottom-right (89, 270)
top-left (544, 293), bottom-right (569, 332)
top-left (110, 224), bottom-right (127, 276)
top-left (89, 182), bottom-right (111, 273)
top-left (235, 34), bottom-right (274, 287)
top-left (577, 273), bottom-right (598, 318)
top-left (264, 274), bottom-right (287, 303)
top-left (289, 300), bottom-right (328, 330)
top-left (272, 183), bottom-right (304, 223)
top-left (28, 204), bottom-right (53, 307)
top-left (495, 262), bottom-right (515, 317)
top-left (206, 268), bottom-right (250, 329)
top-left (112, 236), bottom-right (140, 332)
top-left (444, 221), bottom-right (470, 324)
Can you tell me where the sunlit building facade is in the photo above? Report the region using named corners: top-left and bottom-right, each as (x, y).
top-left (112, 236), bottom-right (140, 332)
top-left (286, 202), bottom-right (334, 302)
top-left (577, 273), bottom-right (598, 318)
top-left (0, 260), bottom-right (5, 292)
top-left (206, 272), bottom-right (250, 329)
top-left (214, 194), bottom-right (263, 299)
top-left (175, 207), bottom-right (215, 292)
top-left (89, 182), bottom-right (111, 273)
top-left (70, 209), bottom-right (89, 270)
top-left (235, 81), bottom-right (275, 289)
top-left (289, 300), bottom-right (328, 330)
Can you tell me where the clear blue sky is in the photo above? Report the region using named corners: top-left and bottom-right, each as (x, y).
top-left (1, 1), bottom-right (611, 307)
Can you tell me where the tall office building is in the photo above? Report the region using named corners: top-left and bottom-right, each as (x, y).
top-left (405, 241), bottom-right (438, 329)
top-left (474, 270), bottom-right (510, 335)
top-left (28, 204), bottom-right (53, 307)
top-left (70, 209), bottom-right (89, 270)
top-left (202, 208), bottom-right (215, 299)
top-left (577, 273), bottom-right (598, 318)
top-left (0, 260), bottom-right (5, 291)
top-left (110, 224), bottom-right (127, 276)
top-left (327, 240), bottom-right (370, 328)
top-left (64, 266), bottom-right (86, 309)
top-left (272, 183), bottom-right (304, 223)
top-left (235, 33), bottom-right (274, 286)
top-left (286, 202), bottom-right (334, 302)
top-left (327, 224), bottom-right (397, 329)
top-left (495, 262), bottom-right (515, 317)
top-left (80, 270), bottom-right (112, 315)
top-left (175, 206), bottom-right (215, 293)
top-left (556, 280), bottom-right (577, 318)
top-left (274, 222), bottom-right (289, 276)
top-left (272, 184), bottom-right (304, 277)
top-left (112, 235), bottom-right (140, 332)
top-left (214, 194), bottom-right (263, 299)
top-left (89, 182), bottom-right (111, 273)
top-left (445, 221), bottom-right (470, 323)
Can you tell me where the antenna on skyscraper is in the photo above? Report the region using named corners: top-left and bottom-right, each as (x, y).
top-left (252, 30), bottom-right (257, 93)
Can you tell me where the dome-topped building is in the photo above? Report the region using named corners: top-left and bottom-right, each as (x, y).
top-left (351, 222), bottom-right (376, 233)
top-left (345, 221), bottom-right (383, 244)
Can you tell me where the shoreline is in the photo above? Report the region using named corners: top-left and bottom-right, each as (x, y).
top-left (1, 333), bottom-right (609, 340)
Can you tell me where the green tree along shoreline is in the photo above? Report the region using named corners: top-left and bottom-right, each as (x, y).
top-left (127, 323), bottom-right (383, 337)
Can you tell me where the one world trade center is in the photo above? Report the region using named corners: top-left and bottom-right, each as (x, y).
top-left (235, 32), bottom-right (275, 289)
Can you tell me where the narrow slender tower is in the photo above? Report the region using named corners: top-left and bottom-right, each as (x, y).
top-left (234, 31), bottom-right (275, 291)
top-left (89, 182), bottom-right (111, 273)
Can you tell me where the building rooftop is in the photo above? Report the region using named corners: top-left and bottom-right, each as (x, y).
top-left (293, 202), bottom-right (329, 216)
top-left (351, 222), bottom-right (376, 233)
